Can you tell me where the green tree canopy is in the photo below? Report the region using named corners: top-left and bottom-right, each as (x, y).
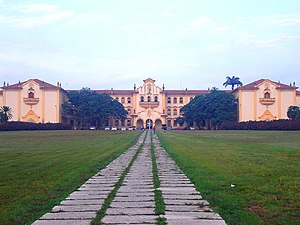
top-left (223, 76), bottom-right (243, 90)
top-left (0, 106), bottom-right (13, 123)
top-left (63, 90), bottom-right (127, 128)
top-left (287, 106), bottom-right (300, 120)
top-left (181, 90), bottom-right (237, 128)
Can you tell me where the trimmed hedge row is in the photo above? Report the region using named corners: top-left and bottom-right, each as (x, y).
top-left (220, 119), bottom-right (300, 130)
top-left (0, 122), bottom-right (72, 131)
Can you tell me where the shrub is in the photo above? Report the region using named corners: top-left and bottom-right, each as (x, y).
top-left (220, 119), bottom-right (300, 130)
top-left (0, 122), bottom-right (72, 131)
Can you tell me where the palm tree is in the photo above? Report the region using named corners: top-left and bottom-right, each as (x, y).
top-left (223, 76), bottom-right (243, 90)
top-left (0, 106), bottom-right (13, 123)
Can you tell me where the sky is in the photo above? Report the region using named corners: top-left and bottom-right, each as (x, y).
top-left (0, 0), bottom-right (299, 90)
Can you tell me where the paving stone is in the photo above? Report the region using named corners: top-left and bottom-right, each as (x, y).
top-left (66, 194), bottom-right (106, 200)
top-left (164, 211), bottom-right (222, 220)
top-left (165, 205), bottom-right (213, 212)
top-left (167, 220), bottom-right (227, 225)
top-left (164, 199), bottom-right (209, 206)
top-left (102, 215), bottom-right (157, 224)
top-left (60, 199), bottom-right (104, 205)
top-left (110, 201), bottom-right (155, 208)
top-left (40, 212), bottom-right (96, 220)
top-left (51, 205), bottom-right (101, 212)
top-left (32, 220), bottom-right (91, 225)
top-left (106, 207), bottom-right (155, 215)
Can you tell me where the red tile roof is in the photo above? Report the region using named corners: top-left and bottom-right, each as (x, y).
top-left (2, 79), bottom-right (59, 89)
top-left (164, 90), bottom-right (211, 95)
top-left (240, 79), bottom-right (297, 90)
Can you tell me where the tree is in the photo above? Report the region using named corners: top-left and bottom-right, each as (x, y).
top-left (63, 90), bottom-right (127, 129)
top-left (181, 90), bottom-right (237, 129)
top-left (223, 76), bottom-right (243, 90)
top-left (287, 106), bottom-right (300, 120)
top-left (175, 116), bottom-right (186, 126)
top-left (0, 106), bottom-right (13, 123)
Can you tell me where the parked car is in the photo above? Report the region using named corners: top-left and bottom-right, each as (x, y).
top-left (89, 126), bottom-right (96, 130)
top-left (104, 126), bottom-right (110, 130)
top-left (128, 127), bottom-right (133, 131)
top-left (189, 127), bottom-right (195, 130)
top-left (111, 126), bottom-right (117, 130)
top-left (121, 127), bottom-right (126, 131)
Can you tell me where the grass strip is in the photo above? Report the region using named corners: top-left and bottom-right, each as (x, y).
top-left (150, 132), bottom-right (166, 225)
top-left (91, 131), bottom-right (148, 225)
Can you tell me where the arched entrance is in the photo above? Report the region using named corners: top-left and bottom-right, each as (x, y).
top-left (146, 119), bottom-right (153, 129)
top-left (155, 119), bottom-right (162, 130)
top-left (136, 119), bottom-right (144, 129)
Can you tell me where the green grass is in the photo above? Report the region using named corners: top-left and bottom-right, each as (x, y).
top-left (0, 130), bottom-right (141, 225)
top-left (150, 132), bottom-right (166, 225)
top-left (157, 130), bottom-right (300, 225)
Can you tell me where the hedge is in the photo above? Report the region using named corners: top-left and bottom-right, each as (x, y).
top-left (220, 119), bottom-right (300, 130)
top-left (0, 122), bottom-right (72, 131)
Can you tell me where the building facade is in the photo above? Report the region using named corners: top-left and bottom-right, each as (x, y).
top-left (1, 78), bottom-right (299, 128)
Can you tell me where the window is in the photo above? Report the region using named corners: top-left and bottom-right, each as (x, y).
top-left (121, 97), bottom-right (125, 104)
top-left (115, 120), bottom-right (119, 126)
top-left (127, 97), bottom-right (131, 103)
top-left (173, 97), bottom-right (177, 104)
top-left (173, 109), bottom-right (177, 116)
top-left (179, 97), bottom-right (183, 104)
top-left (148, 96), bottom-right (151, 102)
top-left (173, 120), bottom-right (177, 127)
top-left (167, 120), bottom-right (172, 127)
top-left (154, 96), bottom-right (158, 102)
top-left (167, 108), bottom-right (171, 115)
top-left (127, 108), bottom-right (131, 114)
top-left (140, 96), bottom-right (144, 102)
top-left (127, 119), bottom-right (131, 126)
top-left (167, 97), bottom-right (171, 104)
top-left (264, 92), bottom-right (270, 98)
top-left (28, 92), bottom-right (34, 98)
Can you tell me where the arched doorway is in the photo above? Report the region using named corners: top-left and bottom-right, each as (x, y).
top-left (146, 119), bottom-right (153, 129)
top-left (155, 119), bottom-right (162, 130)
top-left (137, 119), bottom-right (144, 129)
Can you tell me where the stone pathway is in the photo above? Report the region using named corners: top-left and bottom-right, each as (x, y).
top-left (33, 131), bottom-right (227, 225)
top-left (32, 132), bottom-right (146, 225)
top-left (152, 134), bottom-right (226, 225)
top-left (102, 131), bottom-right (156, 224)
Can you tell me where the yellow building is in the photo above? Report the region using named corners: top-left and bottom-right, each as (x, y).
top-left (233, 79), bottom-right (300, 122)
top-left (0, 79), bottom-right (68, 123)
top-left (1, 78), bottom-right (299, 128)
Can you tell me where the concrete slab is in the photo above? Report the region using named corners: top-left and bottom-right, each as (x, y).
top-left (41, 212), bottom-right (96, 220)
top-left (32, 220), bottom-right (91, 225)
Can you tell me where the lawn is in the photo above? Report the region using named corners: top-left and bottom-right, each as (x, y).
top-left (157, 130), bottom-right (300, 225)
top-left (0, 130), bottom-right (141, 225)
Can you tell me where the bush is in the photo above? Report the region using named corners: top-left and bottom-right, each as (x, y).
top-left (0, 122), bottom-right (72, 131)
top-left (220, 119), bottom-right (300, 130)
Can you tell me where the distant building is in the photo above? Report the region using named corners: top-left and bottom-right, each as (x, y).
top-left (1, 78), bottom-right (299, 128)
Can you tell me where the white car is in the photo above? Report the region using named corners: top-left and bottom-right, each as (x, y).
top-left (104, 126), bottom-right (110, 130)
top-left (121, 127), bottom-right (126, 131)
top-left (128, 127), bottom-right (133, 131)
top-left (89, 126), bottom-right (96, 130)
top-left (111, 126), bottom-right (117, 130)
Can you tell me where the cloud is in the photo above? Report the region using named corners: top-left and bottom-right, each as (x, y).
top-left (265, 14), bottom-right (300, 26)
top-left (182, 16), bottom-right (211, 33)
top-left (162, 11), bottom-right (172, 17)
top-left (240, 14), bottom-right (300, 27)
top-left (0, 3), bottom-right (74, 28)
